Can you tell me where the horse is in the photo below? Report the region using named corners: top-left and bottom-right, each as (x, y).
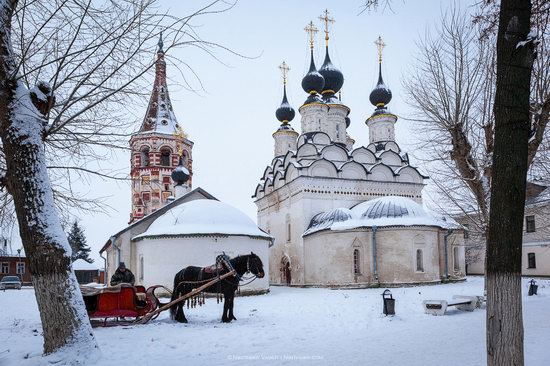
top-left (169, 252), bottom-right (265, 323)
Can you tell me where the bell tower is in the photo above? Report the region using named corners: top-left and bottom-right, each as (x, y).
top-left (129, 34), bottom-right (194, 223)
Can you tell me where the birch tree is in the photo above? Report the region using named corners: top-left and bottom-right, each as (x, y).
top-left (0, 0), bottom-right (238, 358)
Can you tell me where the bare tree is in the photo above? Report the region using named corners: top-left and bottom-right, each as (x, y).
top-left (0, 0), bottom-right (239, 358)
top-left (404, 2), bottom-right (549, 267)
top-left (404, 7), bottom-right (497, 234)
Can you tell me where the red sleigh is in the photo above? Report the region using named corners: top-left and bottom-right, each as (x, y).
top-left (81, 284), bottom-right (166, 326)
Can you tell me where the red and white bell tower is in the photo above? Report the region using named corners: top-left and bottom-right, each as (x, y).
top-left (129, 34), bottom-right (193, 223)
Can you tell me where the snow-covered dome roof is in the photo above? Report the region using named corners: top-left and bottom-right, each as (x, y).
top-left (133, 199), bottom-right (271, 240)
top-left (304, 196), bottom-right (458, 236)
top-left (355, 196), bottom-right (429, 221)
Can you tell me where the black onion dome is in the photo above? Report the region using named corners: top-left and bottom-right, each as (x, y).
top-left (275, 85), bottom-right (295, 123)
top-left (318, 47), bottom-right (344, 95)
top-left (369, 64), bottom-right (392, 107)
top-left (301, 49), bottom-right (325, 94)
top-left (171, 158), bottom-right (190, 185)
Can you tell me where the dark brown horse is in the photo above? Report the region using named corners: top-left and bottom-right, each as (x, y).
top-left (169, 253), bottom-right (265, 323)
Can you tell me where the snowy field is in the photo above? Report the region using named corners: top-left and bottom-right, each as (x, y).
top-left (0, 277), bottom-right (549, 366)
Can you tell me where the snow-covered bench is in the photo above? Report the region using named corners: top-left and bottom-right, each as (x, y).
top-left (423, 295), bottom-right (483, 316)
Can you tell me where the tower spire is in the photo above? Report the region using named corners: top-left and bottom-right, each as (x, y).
top-left (157, 32), bottom-right (164, 53)
top-left (318, 9), bottom-right (335, 47)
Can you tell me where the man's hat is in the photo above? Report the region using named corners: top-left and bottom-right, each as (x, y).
top-left (119, 262), bottom-right (126, 269)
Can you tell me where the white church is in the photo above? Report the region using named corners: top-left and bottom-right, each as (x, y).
top-left (100, 35), bottom-right (271, 295)
top-left (253, 14), bottom-right (465, 287)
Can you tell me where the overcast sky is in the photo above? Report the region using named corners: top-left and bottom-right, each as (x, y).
top-left (29, 0), bottom-right (474, 264)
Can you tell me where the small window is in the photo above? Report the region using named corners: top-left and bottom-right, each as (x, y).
top-left (286, 214), bottom-right (291, 242)
top-left (528, 253), bottom-right (536, 269)
top-left (139, 256), bottom-right (144, 281)
top-left (463, 224), bottom-right (469, 239)
top-left (353, 249), bottom-right (361, 275)
top-left (526, 216), bottom-right (536, 233)
top-left (16, 262), bottom-right (25, 275)
top-left (160, 148), bottom-right (171, 166)
top-left (1, 262), bottom-right (8, 274)
top-left (287, 223), bottom-right (291, 242)
top-left (416, 249), bottom-right (424, 272)
top-left (453, 247), bottom-right (460, 272)
top-left (141, 147), bottom-right (150, 167)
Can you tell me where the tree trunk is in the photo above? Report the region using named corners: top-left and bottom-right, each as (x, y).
top-left (0, 1), bottom-right (98, 355)
top-left (0, 81), bottom-right (98, 356)
top-left (487, 1), bottom-right (534, 365)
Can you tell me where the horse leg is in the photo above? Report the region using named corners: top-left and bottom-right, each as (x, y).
top-left (228, 293), bottom-right (237, 321)
top-left (175, 286), bottom-right (188, 323)
top-left (221, 294), bottom-right (230, 323)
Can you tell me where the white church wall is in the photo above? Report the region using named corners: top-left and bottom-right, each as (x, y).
top-left (135, 235), bottom-right (270, 293)
top-left (366, 114), bottom-right (397, 143)
top-left (300, 104), bottom-right (329, 135)
top-left (376, 227), bottom-right (441, 284)
top-left (303, 230), bottom-right (372, 285)
top-left (326, 105), bottom-right (348, 144)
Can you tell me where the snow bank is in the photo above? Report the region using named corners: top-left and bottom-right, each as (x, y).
top-left (1, 278), bottom-right (549, 365)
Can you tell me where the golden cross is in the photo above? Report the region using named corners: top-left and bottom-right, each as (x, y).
top-left (318, 9), bottom-right (335, 46)
top-left (304, 21), bottom-right (318, 49)
top-left (375, 36), bottom-right (386, 64)
top-left (173, 125), bottom-right (188, 156)
top-left (279, 61), bottom-right (290, 85)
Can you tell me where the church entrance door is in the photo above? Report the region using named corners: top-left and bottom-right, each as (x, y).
top-left (280, 256), bottom-right (291, 285)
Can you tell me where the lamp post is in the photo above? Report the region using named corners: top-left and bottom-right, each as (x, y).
top-left (16, 248), bottom-right (21, 281)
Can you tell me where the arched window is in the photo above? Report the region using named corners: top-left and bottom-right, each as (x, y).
top-left (353, 249), bottom-right (361, 275)
top-left (416, 249), bottom-right (424, 272)
top-left (286, 214), bottom-right (291, 242)
top-left (182, 150), bottom-right (189, 166)
top-left (141, 147), bottom-right (150, 167)
top-left (453, 247), bottom-right (460, 272)
top-left (160, 148), bottom-right (171, 166)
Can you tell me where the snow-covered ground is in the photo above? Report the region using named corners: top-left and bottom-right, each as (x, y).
top-left (1, 277), bottom-right (549, 366)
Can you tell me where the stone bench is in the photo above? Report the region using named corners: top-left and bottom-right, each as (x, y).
top-left (423, 295), bottom-right (483, 316)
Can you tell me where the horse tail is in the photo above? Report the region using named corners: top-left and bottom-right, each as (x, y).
top-left (170, 268), bottom-right (184, 320)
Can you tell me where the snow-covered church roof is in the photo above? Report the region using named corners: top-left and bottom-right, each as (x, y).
top-left (133, 199), bottom-right (272, 241)
top-left (304, 196), bottom-right (459, 236)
